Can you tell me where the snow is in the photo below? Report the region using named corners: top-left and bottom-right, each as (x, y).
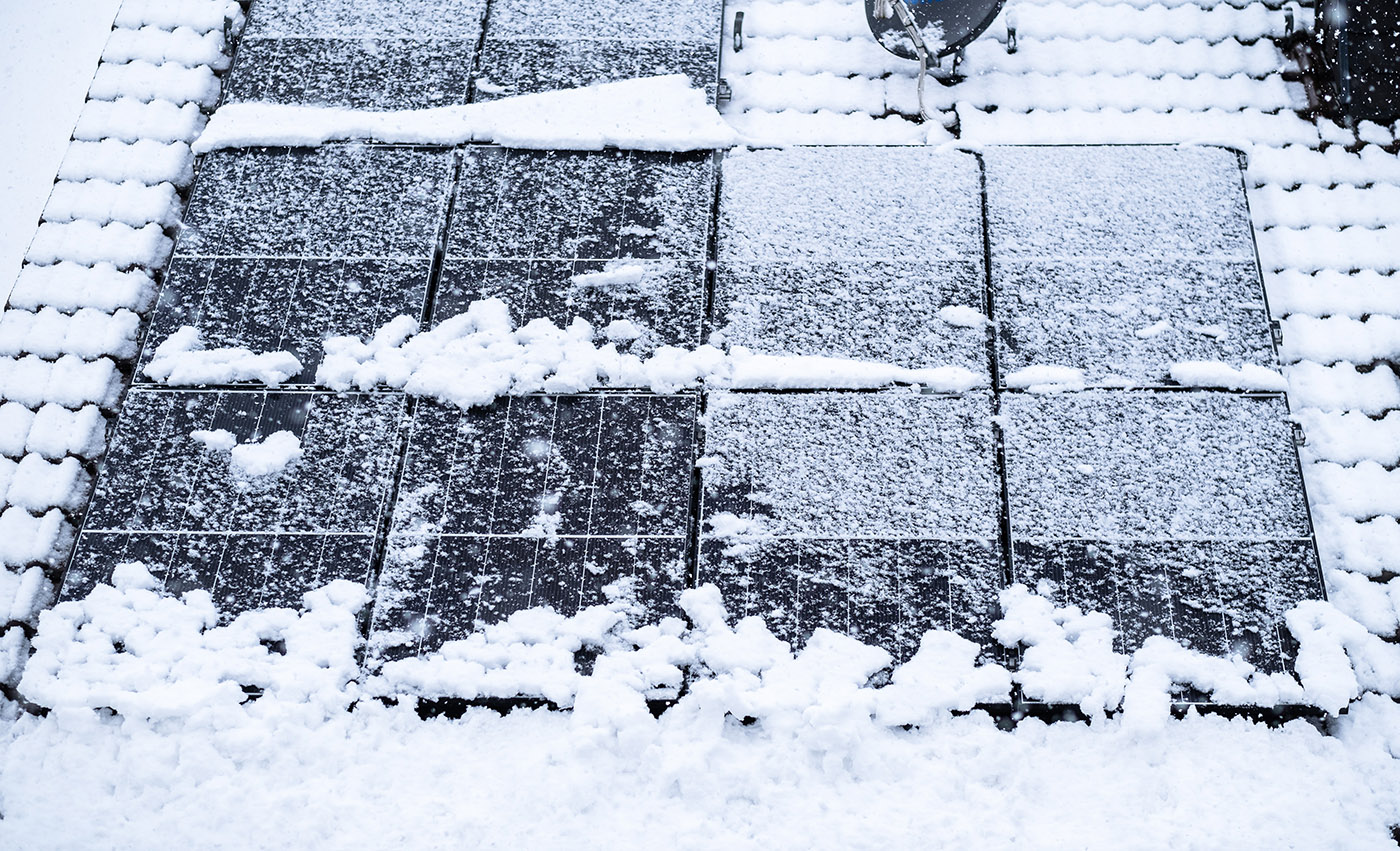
top-left (317, 299), bottom-right (985, 405)
top-left (1004, 364), bottom-right (1087, 393)
top-left (228, 431), bottom-right (304, 479)
top-left (3, 0), bottom-right (1400, 841)
top-left (1169, 360), bottom-right (1288, 391)
top-left (194, 76), bottom-right (739, 153)
top-left (0, 0), bottom-right (121, 301)
top-left (143, 326), bottom-right (304, 387)
top-left (3, 576), bottom-right (1400, 847)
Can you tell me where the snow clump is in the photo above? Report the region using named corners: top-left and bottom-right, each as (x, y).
top-left (143, 326), bottom-right (302, 387)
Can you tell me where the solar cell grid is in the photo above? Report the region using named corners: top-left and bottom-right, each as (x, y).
top-left (983, 145), bottom-right (1278, 387)
top-left (62, 389), bottom-right (407, 617)
top-left (366, 393), bottom-right (698, 662)
top-left (697, 391), bottom-right (1004, 661)
top-left (439, 147), bottom-right (715, 348)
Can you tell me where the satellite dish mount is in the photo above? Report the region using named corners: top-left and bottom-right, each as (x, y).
top-left (866, 0), bottom-right (1006, 120)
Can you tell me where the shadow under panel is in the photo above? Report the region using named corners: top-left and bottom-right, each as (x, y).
top-left (62, 531), bottom-right (376, 618)
top-left (137, 257), bottom-right (431, 385)
top-left (697, 537), bottom-right (1004, 663)
top-left (1011, 539), bottom-right (1323, 674)
top-left (369, 533), bottom-right (686, 662)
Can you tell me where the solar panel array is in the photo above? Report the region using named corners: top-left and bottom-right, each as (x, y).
top-left (59, 0), bottom-right (1325, 690)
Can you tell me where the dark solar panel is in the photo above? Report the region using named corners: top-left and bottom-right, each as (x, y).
top-left (1002, 391), bottom-right (1320, 672)
top-left (177, 146), bottom-right (456, 259)
top-left (138, 257), bottom-right (431, 385)
top-left (697, 391), bottom-right (1004, 661)
top-left (367, 393), bottom-right (698, 662)
top-left (61, 390), bottom-right (408, 615)
top-left (475, 0), bottom-right (723, 99)
top-left (438, 147), bottom-right (715, 349)
top-left (984, 146), bottom-right (1277, 387)
top-left (228, 0), bottom-right (488, 110)
top-left (715, 147), bottom-right (989, 373)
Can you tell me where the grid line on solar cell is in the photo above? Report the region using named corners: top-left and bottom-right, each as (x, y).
top-left (367, 393), bottom-right (697, 661)
top-left (437, 148), bottom-right (715, 347)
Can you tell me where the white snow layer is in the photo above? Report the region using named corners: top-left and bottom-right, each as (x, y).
top-left (143, 326), bottom-right (303, 387)
top-left (316, 298), bottom-right (983, 406)
top-left (3, 574), bottom-right (1400, 847)
top-left (194, 75), bottom-right (740, 153)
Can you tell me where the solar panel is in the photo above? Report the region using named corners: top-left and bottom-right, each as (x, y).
top-left (228, 0), bottom-right (488, 110)
top-left (62, 390), bottom-right (409, 616)
top-left (438, 147), bottom-right (716, 348)
top-left (138, 258), bottom-right (432, 385)
top-left (698, 391), bottom-right (1004, 661)
top-left (1002, 391), bottom-right (1321, 672)
top-left (177, 146), bottom-right (455, 260)
top-left (367, 393), bottom-right (698, 662)
top-left (716, 148), bottom-right (989, 373)
top-left (983, 146), bottom-right (1277, 387)
top-left (142, 145), bottom-right (455, 380)
top-left (475, 0), bottom-right (723, 99)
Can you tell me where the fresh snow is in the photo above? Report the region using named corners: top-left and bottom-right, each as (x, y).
top-left (3, 574), bottom-right (1400, 847)
top-left (0, 0), bottom-right (122, 301)
top-left (143, 326), bottom-right (304, 387)
top-left (316, 298), bottom-right (985, 406)
top-left (194, 75), bottom-right (740, 153)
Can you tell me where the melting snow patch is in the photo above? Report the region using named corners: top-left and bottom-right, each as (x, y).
top-left (193, 75), bottom-right (740, 153)
top-left (143, 326), bottom-right (302, 387)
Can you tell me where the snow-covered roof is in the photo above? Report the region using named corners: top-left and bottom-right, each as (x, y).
top-left (2, 0), bottom-right (1400, 843)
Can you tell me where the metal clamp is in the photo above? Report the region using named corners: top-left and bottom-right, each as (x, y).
top-left (733, 11), bottom-right (744, 53)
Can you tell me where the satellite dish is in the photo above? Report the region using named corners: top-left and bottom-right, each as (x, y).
top-left (866, 0), bottom-right (1005, 60)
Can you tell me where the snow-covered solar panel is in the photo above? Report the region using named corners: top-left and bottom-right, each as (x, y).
top-left (61, 390), bottom-right (408, 614)
top-left (476, 0), bottom-right (723, 100)
top-left (176, 146), bottom-right (456, 260)
top-left (138, 258), bottom-right (431, 385)
top-left (716, 147), bottom-right (989, 373)
top-left (367, 394), bottom-right (697, 662)
top-left (1003, 391), bottom-right (1321, 673)
top-left (438, 147), bottom-right (716, 348)
top-left (984, 146), bottom-right (1276, 386)
top-left (229, 0), bottom-right (488, 109)
top-left (140, 146), bottom-right (454, 383)
top-left (697, 391), bottom-right (1004, 661)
